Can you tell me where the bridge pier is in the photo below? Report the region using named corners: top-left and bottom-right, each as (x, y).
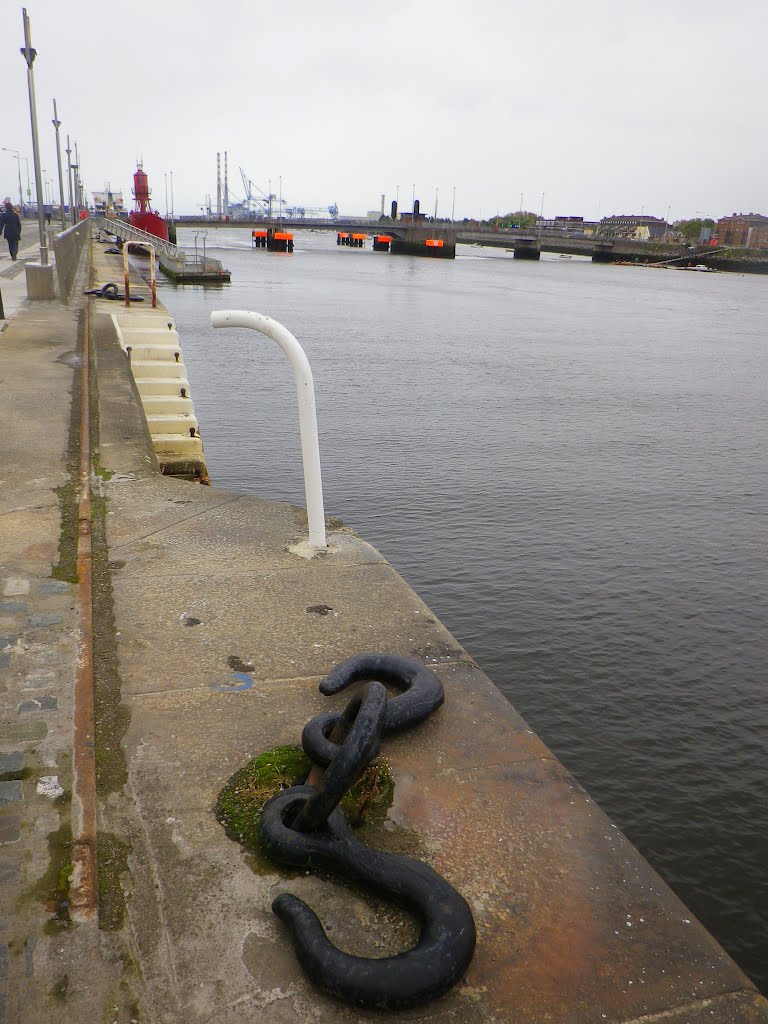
top-left (513, 240), bottom-right (541, 260)
top-left (389, 226), bottom-right (457, 259)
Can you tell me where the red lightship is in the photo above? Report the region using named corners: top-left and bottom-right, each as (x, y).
top-left (128, 164), bottom-right (168, 241)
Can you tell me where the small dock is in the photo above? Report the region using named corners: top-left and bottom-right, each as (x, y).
top-left (101, 215), bottom-right (231, 282)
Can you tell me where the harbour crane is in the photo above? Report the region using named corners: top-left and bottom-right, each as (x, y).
top-left (239, 168), bottom-right (283, 219)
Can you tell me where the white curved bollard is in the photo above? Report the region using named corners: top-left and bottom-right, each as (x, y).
top-left (210, 309), bottom-right (327, 549)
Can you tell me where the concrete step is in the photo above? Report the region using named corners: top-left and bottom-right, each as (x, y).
top-left (125, 343), bottom-right (182, 362)
top-left (151, 433), bottom-right (205, 457)
top-left (115, 313), bottom-right (175, 329)
top-left (134, 377), bottom-right (191, 397)
top-left (146, 412), bottom-right (199, 436)
top-left (120, 326), bottom-right (181, 345)
top-left (130, 360), bottom-right (187, 379)
top-left (141, 395), bottom-right (196, 416)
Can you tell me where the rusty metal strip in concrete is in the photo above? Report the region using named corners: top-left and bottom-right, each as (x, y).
top-left (70, 293), bottom-right (99, 919)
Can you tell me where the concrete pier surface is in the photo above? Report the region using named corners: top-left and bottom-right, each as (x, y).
top-left (1, 235), bottom-right (766, 1022)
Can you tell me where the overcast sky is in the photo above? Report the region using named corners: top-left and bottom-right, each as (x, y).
top-left (3, 0), bottom-right (767, 221)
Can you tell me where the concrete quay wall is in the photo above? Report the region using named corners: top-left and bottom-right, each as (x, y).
top-left (0, 233), bottom-right (765, 1021)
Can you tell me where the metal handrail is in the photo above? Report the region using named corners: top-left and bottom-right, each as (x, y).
top-left (100, 216), bottom-right (225, 272)
top-left (210, 310), bottom-right (327, 549)
top-left (101, 215), bottom-right (179, 258)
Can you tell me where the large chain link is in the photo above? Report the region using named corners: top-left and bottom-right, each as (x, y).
top-left (259, 653), bottom-right (476, 1011)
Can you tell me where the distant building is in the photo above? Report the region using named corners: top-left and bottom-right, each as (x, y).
top-left (715, 213), bottom-right (768, 248)
top-left (599, 215), bottom-right (668, 240)
top-left (535, 216), bottom-right (584, 232)
top-left (93, 190), bottom-right (124, 215)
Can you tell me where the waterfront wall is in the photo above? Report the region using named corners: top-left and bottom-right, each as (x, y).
top-left (52, 220), bottom-right (90, 301)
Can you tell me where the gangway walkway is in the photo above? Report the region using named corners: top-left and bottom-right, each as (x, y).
top-left (99, 216), bottom-right (230, 282)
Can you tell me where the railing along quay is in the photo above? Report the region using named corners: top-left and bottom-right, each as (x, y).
top-left (99, 216), bottom-right (228, 277)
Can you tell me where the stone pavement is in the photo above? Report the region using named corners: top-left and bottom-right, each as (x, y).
top-left (0, 235), bottom-right (43, 323)
top-left (1, 234), bottom-right (766, 1022)
top-left (0, 252), bottom-right (125, 1022)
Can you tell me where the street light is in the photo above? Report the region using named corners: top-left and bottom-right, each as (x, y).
top-left (1, 147), bottom-right (24, 216)
top-left (65, 135), bottom-right (74, 224)
top-left (52, 98), bottom-right (66, 230)
top-left (21, 157), bottom-right (31, 213)
top-left (20, 7), bottom-right (49, 264)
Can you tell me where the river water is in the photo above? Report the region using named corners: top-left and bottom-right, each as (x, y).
top-left (158, 226), bottom-right (767, 990)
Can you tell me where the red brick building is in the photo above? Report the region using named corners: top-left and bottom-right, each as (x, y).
top-left (715, 213), bottom-right (768, 248)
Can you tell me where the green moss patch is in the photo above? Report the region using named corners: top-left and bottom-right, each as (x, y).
top-left (97, 832), bottom-right (131, 930)
top-left (215, 744), bottom-right (395, 860)
top-left (26, 816), bottom-right (73, 931)
top-left (51, 477), bottom-right (79, 584)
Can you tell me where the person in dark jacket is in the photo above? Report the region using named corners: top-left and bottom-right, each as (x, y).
top-left (1, 200), bottom-right (22, 260)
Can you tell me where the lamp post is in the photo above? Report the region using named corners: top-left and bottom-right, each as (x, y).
top-left (19, 7), bottom-right (48, 264)
top-left (433, 186), bottom-right (439, 222)
top-left (451, 186), bottom-right (456, 224)
top-left (65, 135), bottom-right (74, 224)
top-left (71, 163), bottom-right (79, 219)
top-left (52, 99), bottom-right (66, 230)
top-left (22, 157), bottom-right (31, 215)
top-left (170, 170), bottom-right (174, 224)
top-left (1, 148), bottom-right (24, 217)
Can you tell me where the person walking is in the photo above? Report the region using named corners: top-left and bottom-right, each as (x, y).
top-left (1, 199), bottom-right (22, 260)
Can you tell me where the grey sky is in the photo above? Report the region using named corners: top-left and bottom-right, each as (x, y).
top-left (3, 0), bottom-right (767, 221)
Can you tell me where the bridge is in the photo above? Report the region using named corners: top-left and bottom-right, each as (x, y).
top-left (167, 216), bottom-right (768, 271)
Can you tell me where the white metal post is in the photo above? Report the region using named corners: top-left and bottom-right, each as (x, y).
top-left (210, 310), bottom-right (327, 549)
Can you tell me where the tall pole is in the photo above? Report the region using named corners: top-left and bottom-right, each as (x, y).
top-left (433, 186), bottom-right (439, 222)
top-left (65, 134), bottom-right (74, 224)
top-left (20, 8), bottom-right (48, 264)
top-left (23, 158), bottom-right (31, 214)
top-left (451, 186), bottom-right (456, 224)
top-left (17, 154), bottom-right (23, 216)
top-left (224, 150), bottom-right (228, 220)
top-left (73, 140), bottom-right (81, 219)
top-left (52, 99), bottom-right (66, 230)
top-left (1, 149), bottom-right (24, 216)
top-left (72, 165), bottom-right (79, 218)
top-left (170, 170), bottom-right (174, 224)
top-left (164, 172), bottom-right (168, 217)
top-left (216, 152), bottom-right (221, 220)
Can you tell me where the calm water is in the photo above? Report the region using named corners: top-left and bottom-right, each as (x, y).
top-left (159, 227), bottom-right (767, 990)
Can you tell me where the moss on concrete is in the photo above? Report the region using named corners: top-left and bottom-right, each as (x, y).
top-left (51, 476), bottom-right (79, 584)
top-left (50, 974), bottom-right (69, 1001)
top-left (52, 318), bottom-right (83, 585)
top-left (216, 744), bottom-right (395, 861)
top-left (25, 813), bottom-right (73, 931)
top-left (97, 832), bottom-right (131, 931)
top-left (88, 319), bottom-right (131, 799)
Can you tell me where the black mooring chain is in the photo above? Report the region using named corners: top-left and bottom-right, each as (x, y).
top-left (259, 653), bottom-right (477, 1011)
